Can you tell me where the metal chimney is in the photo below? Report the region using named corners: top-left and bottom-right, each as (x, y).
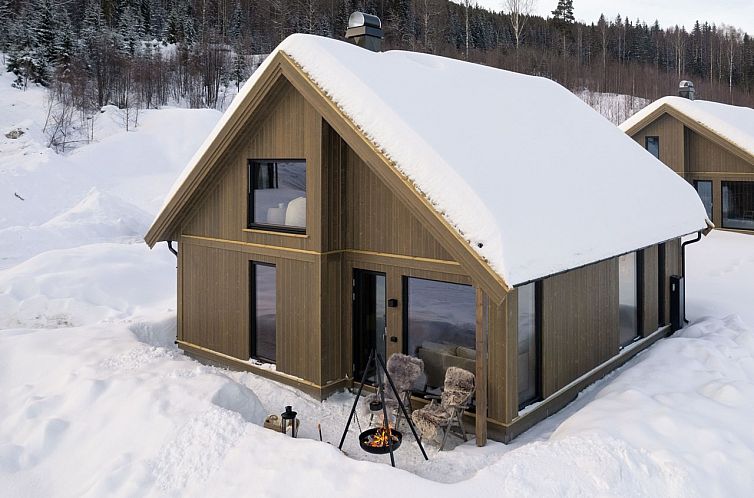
top-left (345, 12), bottom-right (383, 52)
top-left (679, 80), bottom-right (695, 100)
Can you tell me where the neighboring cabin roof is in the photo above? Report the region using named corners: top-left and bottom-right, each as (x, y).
top-left (620, 96), bottom-right (754, 163)
top-left (147, 34), bottom-right (709, 288)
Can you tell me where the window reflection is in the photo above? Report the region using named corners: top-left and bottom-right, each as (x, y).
top-left (722, 181), bottom-right (754, 231)
top-left (249, 160), bottom-right (306, 230)
top-left (619, 252), bottom-right (638, 347)
top-left (405, 277), bottom-right (475, 392)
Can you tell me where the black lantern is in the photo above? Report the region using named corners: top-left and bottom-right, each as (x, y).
top-left (281, 405), bottom-right (298, 438)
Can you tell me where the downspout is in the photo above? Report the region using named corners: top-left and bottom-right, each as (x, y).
top-left (680, 231), bottom-right (703, 324)
top-left (167, 240), bottom-right (178, 257)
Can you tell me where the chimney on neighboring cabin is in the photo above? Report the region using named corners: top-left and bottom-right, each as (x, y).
top-left (345, 12), bottom-right (383, 52)
top-left (679, 80), bottom-right (695, 100)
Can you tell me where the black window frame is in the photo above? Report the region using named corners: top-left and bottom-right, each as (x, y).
top-left (722, 180), bottom-right (754, 231)
top-left (401, 275), bottom-right (477, 397)
top-left (693, 179), bottom-right (714, 220)
top-left (618, 251), bottom-right (642, 349)
top-left (517, 280), bottom-right (543, 411)
top-left (247, 159), bottom-right (307, 234)
top-left (645, 136), bottom-right (660, 159)
top-left (250, 261), bottom-right (277, 364)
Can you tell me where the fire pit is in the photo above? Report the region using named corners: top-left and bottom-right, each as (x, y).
top-left (359, 427), bottom-right (402, 455)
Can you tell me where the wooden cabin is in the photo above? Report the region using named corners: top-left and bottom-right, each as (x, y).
top-left (621, 90), bottom-right (754, 233)
top-left (145, 33), bottom-right (710, 443)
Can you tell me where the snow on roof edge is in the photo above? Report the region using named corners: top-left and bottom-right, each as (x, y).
top-left (619, 96), bottom-right (754, 160)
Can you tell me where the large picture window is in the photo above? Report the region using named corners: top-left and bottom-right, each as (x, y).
top-left (618, 252), bottom-right (639, 348)
top-left (645, 136), bottom-right (660, 159)
top-left (517, 282), bottom-right (540, 408)
top-left (248, 160), bottom-right (306, 232)
top-left (404, 277), bottom-right (475, 392)
top-left (251, 262), bottom-right (276, 363)
top-left (722, 181), bottom-right (754, 231)
top-left (694, 180), bottom-right (713, 220)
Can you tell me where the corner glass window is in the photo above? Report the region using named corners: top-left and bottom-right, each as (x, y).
top-left (618, 252), bottom-right (639, 348)
top-left (517, 282), bottom-right (540, 408)
top-left (694, 180), bottom-right (713, 220)
top-left (645, 136), bottom-right (660, 159)
top-left (248, 160), bottom-right (306, 232)
top-left (722, 181), bottom-right (754, 231)
top-left (251, 262), bottom-right (276, 363)
top-left (404, 277), bottom-right (475, 392)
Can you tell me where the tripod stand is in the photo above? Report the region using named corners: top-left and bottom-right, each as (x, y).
top-left (338, 350), bottom-right (429, 467)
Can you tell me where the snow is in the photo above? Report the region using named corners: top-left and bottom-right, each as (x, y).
top-left (620, 95), bottom-right (754, 158)
top-left (155, 34), bottom-right (709, 286)
top-left (3, 58), bottom-right (754, 496)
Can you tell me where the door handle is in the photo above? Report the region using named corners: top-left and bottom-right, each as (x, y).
top-left (389, 336), bottom-right (398, 343)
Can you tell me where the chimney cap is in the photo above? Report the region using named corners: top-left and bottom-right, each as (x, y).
top-left (679, 80), bottom-right (696, 100)
top-left (348, 12), bottom-right (381, 30)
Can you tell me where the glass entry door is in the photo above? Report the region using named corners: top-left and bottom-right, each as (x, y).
top-left (352, 269), bottom-right (387, 384)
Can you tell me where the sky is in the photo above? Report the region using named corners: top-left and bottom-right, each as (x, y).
top-left (475, 0), bottom-right (754, 35)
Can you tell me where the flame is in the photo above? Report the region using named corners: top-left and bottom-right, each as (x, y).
top-left (366, 425), bottom-right (398, 448)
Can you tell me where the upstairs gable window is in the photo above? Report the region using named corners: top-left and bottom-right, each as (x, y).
top-left (248, 160), bottom-right (307, 232)
top-left (645, 136), bottom-right (660, 159)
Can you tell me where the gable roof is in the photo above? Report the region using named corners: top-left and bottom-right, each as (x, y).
top-left (620, 96), bottom-right (754, 165)
top-left (146, 34), bottom-right (709, 288)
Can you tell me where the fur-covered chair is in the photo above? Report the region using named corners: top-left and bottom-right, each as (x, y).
top-left (365, 353), bottom-right (424, 430)
top-left (411, 366), bottom-right (475, 450)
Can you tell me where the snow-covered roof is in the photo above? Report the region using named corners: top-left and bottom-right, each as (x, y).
top-left (152, 34), bottom-right (710, 287)
top-left (620, 96), bottom-right (754, 160)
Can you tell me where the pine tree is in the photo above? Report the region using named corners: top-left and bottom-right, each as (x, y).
top-left (551, 0), bottom-right (574, 54)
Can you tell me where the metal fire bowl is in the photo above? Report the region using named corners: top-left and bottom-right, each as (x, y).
top-left (358, 428), bottom-right (403, 454)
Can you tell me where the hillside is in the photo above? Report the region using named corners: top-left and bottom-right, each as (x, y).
top-left (1, 0), bottom-right (753, 121)
top-left (1, 56), bottom-right (754, 496)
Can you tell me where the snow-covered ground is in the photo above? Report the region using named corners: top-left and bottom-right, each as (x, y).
top-left (1, 70), bottom-right (754, 496)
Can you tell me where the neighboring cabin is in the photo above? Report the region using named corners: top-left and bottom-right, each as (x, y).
top-left (145, 30), bottom-right (709, 443)
top-left (621, 84), bottom-right (754, 233)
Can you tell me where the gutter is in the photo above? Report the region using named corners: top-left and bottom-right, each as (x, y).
top-left (680, 229), bottom-right (706, 324)
top-left (167, 240), bottom-right (178, 257)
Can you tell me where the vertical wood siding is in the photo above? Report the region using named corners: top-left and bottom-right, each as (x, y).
top-left (641, 245), bottom-right (660, 337)
top-left (540, 258), bottom-right (619, 398)
top-left (181, 78), bottom-right (322, 252)
top-left (632, 113), bottom-right (686, 174)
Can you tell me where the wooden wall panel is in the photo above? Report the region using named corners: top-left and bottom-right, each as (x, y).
top-left (662, 238), bottom-right (683, 326)
top-left (641, 245), bottom-right (659, 337)
top-left (487, 290), bottom-right (517, 424)
top-left (344, 145), bottom-right (455, 261)
top-left (632, 113), bottom-right (686, 174)
top-left (540, 258), bottom-right (619, 397)
top-left (181, 78), bottom-right (322, 252)
top-left (181, 242), bottom-right (249, 359)
top-left (321, 122), bottom-right (346, 252)
top-left (180, 238), bottom-right (321, 384)
top-left (320, 252), bottom-right (345, 384)
top-left (687, 129), bottom-right (754, 175)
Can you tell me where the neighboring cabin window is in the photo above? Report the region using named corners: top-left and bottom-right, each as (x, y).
top-left (248, 160), bottom-right (306, 232)
top-left (404, 277), bottom-right (475, 392)
top-left (618, 252), bottom-right (639, 348)
top-left (645, 136), bottom-right (660, 159)
top-left (722, 181), bottom-right (754, 231)
top-left (694, 180), bottom-right (713, 220)
top-left (517, 282), bottom-right (540, 409)
top-left (251, 262), bottom-right (276, 363)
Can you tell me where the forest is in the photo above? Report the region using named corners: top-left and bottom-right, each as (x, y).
top-left (0, 0), bottom-right (753, 148)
